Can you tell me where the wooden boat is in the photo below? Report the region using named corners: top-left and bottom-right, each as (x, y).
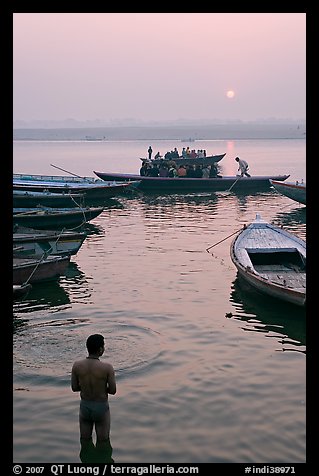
top-left (94, 171), bottom-right (290, 194)
top-left (13, 206), bottom-right (104, 229)
top-left (13, 226), bottom-right (87, 257)
top-left (13, 189), bottom-right (85, 208)
top-left (269, 179), bottom-right (306, 205)
top-left (230, 214), bottom-right (306, 307)
top-left (13, 173), bottom-right (140, 199)
top-left (140, 152), bottom-right (226, 167)
top-left (13, 283), bottom-right (32, 300)
top-left (13, 255), bottom-right (71, 284)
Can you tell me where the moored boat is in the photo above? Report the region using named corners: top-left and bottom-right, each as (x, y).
top-left (13, 226), bottom-right (87, 257)
top-left (13, 189), bottom-right (86, 208)
top-left (13, 173), bottom-right (140, 199)
top-left (13, 206), bottom-right (104, 229)
top-left (94, 171), bottom-right (290, 194)
top-left (269, 179), bottom-right (306, 205)
top-left (13, 255), bottom-right (71, 284)
top-left (229, 214), bottom-right (306, 307)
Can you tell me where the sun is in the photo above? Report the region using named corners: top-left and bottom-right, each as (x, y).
top-left (226, 90), bottom-right (235, 99)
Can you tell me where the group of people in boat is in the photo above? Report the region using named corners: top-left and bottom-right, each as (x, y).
top-left (148, 146), bottom-right (207, 161)
top-left (140, 160), bottom-right (222, 178)
top-left (140, 155), bottom-right (250, 179)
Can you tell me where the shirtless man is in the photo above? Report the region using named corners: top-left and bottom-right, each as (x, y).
top-left (71, 334), bottom-right (117, 443)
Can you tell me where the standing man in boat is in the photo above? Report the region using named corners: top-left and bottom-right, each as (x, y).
top-left (71, 334), bottom-right (117, 460)
top-left (235, 157), bottom-right (251, 177)
top-left (148, 145), bottom-right (153, 161)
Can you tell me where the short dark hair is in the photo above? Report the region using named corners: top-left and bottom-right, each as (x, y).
top-left (86, 334), bottom-right (104, 354)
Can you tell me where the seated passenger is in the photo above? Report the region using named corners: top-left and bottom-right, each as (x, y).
top-left (177, 165), bottom-right (187, 177)
top-left (147, 164), bottom-right (160, 177)
top-left (193, 165), bottom-right (203, 178)
top-left (168, 165), bottom-right (177, 177)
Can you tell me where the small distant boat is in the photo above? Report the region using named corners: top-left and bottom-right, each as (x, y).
top-left (13, 226), bottom-right (87, 257)
top-left (230, 214), bottom-right (306, 307)
top-left (84, 135), bottom-right (106, 141)
top-left (13, 189), bottom-right (85, 208)
top-left (181, 138), bottom-right (195, 142)
top-left (270, 179), bottom-right (306, 205)
top-left (13, 255), bottom-right (71, 284)
top-left (13, 206), bottom-right (104, 229)
top-left (13, 283), bottom-right (32, 300)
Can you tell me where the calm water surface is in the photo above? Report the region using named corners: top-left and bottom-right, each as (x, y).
top-left (13, 137), bottom-right (306, 463)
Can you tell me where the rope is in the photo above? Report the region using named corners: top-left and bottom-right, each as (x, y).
top-left (206, 227), bottom-right (244, 253)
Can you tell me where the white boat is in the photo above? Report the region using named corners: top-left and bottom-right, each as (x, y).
top-left (230, 214), bottom-right (306, 307)
top-left (270, 179), bottom-right (306, 205)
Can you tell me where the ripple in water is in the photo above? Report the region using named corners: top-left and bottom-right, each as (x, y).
top-left (13, 320), bottom-right (162, 381)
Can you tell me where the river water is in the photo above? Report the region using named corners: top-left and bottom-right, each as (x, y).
top-left (13, 134), bottom-right (306, 463)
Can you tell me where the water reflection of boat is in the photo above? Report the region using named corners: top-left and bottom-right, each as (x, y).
top-left (13, 261), bottom-right (91, 315)
top-left (229, 277), bottom-right (306, 350)
top-left (13, 280), bottom-right (71, 314)
top-left (274, 205), bottom-right (306, 227)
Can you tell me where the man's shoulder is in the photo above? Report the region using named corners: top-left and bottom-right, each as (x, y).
top-left (72, 358), bottom-right (87, 368)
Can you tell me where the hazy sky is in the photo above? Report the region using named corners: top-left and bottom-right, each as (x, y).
top-left (13, 13), bottom-right (306, 123)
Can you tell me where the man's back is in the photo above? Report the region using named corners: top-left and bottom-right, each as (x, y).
top-left (72, 358), bottom-right (116, 401)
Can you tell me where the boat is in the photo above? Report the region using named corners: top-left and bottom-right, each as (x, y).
top-left (140, 152), bottom-right (226, 167)
top-left (13, 255), bottom-right (71, 284)
top-left (13, 206), bottom-right (104, 229)
top-left (13, 226), bottom-right (88, 257)
top-left (13, 173), bottom-right (140, 199)
top-left (13, 283), bottom-right (32, 300)
top-left (94, 171), bottom-right (290, 194)
top-left (13, 189), bottom-right (86, 208)
top-left (269, 179), bottom-right (306, 205)
top-left (229, 214), bottom-right (306, 307)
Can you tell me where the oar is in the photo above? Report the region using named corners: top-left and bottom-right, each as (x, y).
top-left (227, 176), bottom-right (241, 192)
top-left (206, 227), bottom-right (243, 253)
top-left (50, 164), bottom-right (87, 180)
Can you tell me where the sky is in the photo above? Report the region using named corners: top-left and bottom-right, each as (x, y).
top-left (13, 13), bottom-right (306, 125)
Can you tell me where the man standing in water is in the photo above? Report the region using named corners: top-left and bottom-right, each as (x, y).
top-left (71, 334), bottom-right (117, 462)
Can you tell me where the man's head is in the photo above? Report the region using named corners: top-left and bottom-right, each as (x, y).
top-left (86, 334), bottom-right (105, 354)
top-left (235, 157), bottom-right (239, 162)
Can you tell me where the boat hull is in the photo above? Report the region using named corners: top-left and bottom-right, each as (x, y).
top-left (13, 190), bottom-right (85, 208)
top-left (13, 255), bottom-right (71, 284)
top-left (270, 179), bottom-right (306, 205)
top-left (229, 215), bottom-right (306, 307)
top-left (234, 266), bottom-right (306, 307)
top-left (94, 172), bottom-right (290, 193)
top-left (13, 207), bottom-right (104, 229)
top-left (13, 228), bottom-right (87, 257)
top-left (13, 174), bottom-right (138, 199)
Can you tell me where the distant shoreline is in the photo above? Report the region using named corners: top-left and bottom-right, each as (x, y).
top-left (13, 123), bottom-right (306, 142)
